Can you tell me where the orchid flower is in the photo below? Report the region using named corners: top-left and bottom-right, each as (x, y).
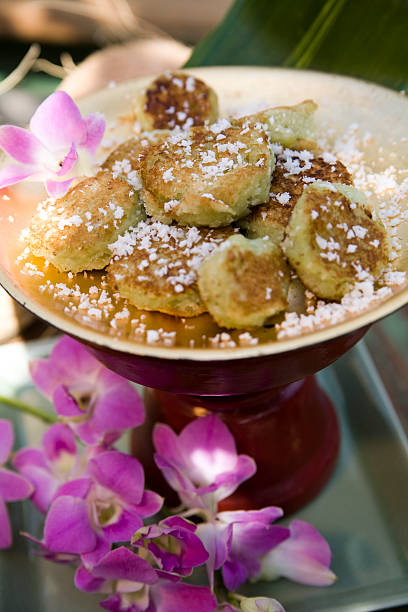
top-left (30, 336), bottom-right (145, 445)
top-left (132, 515), bottom-right (209, 578)
top-left (13, 423), bottom-right (81, 513)
top-left (0, 91), bottom-right (105, 198)
top-left (43, 450), bottom-right (162, 559)
top-left (259, 520), bottom-right (336, 586)
top-left (0, 419), bottom-right (33, 548)
top-left (75, 546), bottom-right (217, 612)
top-left (197, 507), bottom-right (289, 591)
top-left (153, 414), bottom-right (256, 515)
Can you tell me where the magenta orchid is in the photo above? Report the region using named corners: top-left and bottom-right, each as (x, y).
top-left (30, 336), bottom-right (145, 445)
top-left (0, 419), bottom-right (33, 548)
top-left (13, 423), bottom-right (80, 513)
top-left (0, 334), bottom-right (338, 612)
top-left (43, 450), bottom-right (162, 558)
top-left (133, 515), bottom-right (209, 577)
top-left (75, 546), bottom-right (217, 612)
top-left (259, 519), bottom-right (336, 586)
top-left (153, 414), bottom-right (256, 514)
top-left (197, 507), bottom-right (290, 591)
top-left (0, 91), bottom-right (105, 198)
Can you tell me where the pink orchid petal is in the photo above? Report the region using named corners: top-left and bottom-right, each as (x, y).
top-left (161, 516), bottom-right (196, 532)
top-left (260, 520), bottom-right (336, 586)
top-left (101, 508), bottom-right (143, 544)
top-left (83, 113), bottom-right (106, 155)
top-left (210, 454), bottom-right (256, 502)
top-left (45, 178), bottom-right (73, 198)
top-left (0, 163), bottom-right (41, 189)
top-left (42, 423), bottom-right (76, 461)
top-left (13, 447), bottom-right (47, 470)
top-left (154, 454), bottom-right (195, 499)
top-left (30, 91), bottom-right (86, 151)
top-left (57, 142), bottom-right (78, 176)
top-left (222, 558), bottom-right (248, 591)
top-left (90, 375), bottom-right (145, 436)
top-left (0, 419), bottom-right (13, 464)
top-left (50, 336), bottom-right (99, 378)
top-left (153, 424), bottom-right (185, 468)
top-left (56, 477), bottom-right (92, 500)
top-left (81, 536), bottom-right (111, 570)
top-left (52, 385), bottom-right (83, 417)
top-left (217, 506), bottom-right (284, 526)
top-left (0, 125), bottom-right (53, 166)
top-left (93, 546), bottom-right (158, 584)
top-left (0, 497), bottom-right (12, 549)
top-left (44, 495), bottom-right (97, 554)
top-left (72, 421), bottom-right (104, 446)
top-left (14, 464), bottom-right (58, 513)
top-left (0, 468), bottom-right (33, 501)
top-left (151, 582), bottom-right (217, 612)
top-left (88, 451), bottom-right (144, 505)
top-left (196, 521), bottom-right (232, 589)
top-left (132, 489), bottom-right (163, 518)
top-left (179, 415), bottom-right (239, 486)
top-left (75, 565), bottom-right (106, 593)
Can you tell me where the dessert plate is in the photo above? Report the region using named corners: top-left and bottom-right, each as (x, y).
top-left (0, 67), bottom-right (407, 366)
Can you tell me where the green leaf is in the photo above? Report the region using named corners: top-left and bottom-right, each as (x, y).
top-left (186, 0), bottom-right (408, 91)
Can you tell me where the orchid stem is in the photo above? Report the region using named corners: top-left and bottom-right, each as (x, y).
top-left (0, 396), bottom-right (57, 424)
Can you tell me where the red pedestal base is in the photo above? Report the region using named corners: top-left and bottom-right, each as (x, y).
top-left (132, 376), bottom-right (339, 514)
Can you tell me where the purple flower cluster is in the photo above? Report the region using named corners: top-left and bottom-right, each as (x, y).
top-left (1, 336), bottom-right (336, 612)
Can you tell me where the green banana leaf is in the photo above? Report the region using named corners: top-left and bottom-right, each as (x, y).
top-left (186, 0), bottom-right (408, 92)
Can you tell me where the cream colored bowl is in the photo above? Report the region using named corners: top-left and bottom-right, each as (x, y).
top-left (0, 67), bottom-right (407, 364)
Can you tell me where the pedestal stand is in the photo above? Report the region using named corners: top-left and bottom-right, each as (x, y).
top-left (132, 376), bottom-right (339, 514)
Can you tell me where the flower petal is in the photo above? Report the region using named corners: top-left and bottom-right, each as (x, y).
top-left (82, 113), bottom-right (106, 155)
top-left (0, 163), bottom-right (40, 189)
top-left (179, 415), bottom-right (240, 486)
top-left (13, 447), bottom-right (48, 470)
top-left (132, 489), bottom-right (163, 518)
top-left (196, 521), bottom-right (232, 588)
top-left (259, 520), bottom-right (336, 586)
top-left (0, 468), bottom-right (33, 501)
top-left (153, 424), bottom-right (185, 469)
top-left (57, 142), bottom-right (78, 176)
top-left (52, 385), bottom-right (83, 418)
top-left (90, 373), bottom-right (145, 436)
top-left (206, 454), bottom-right (256, 503)
top-left (45, 178), bottom-right (73, 198)
top-left (13, 464), bottom-right (57, 513)
top-left (222, 558), bottom-right (248, 591)
top-left (101, 508), bottom-right (143, 544)
top-left (0, 497), bottom-right (12, 549)
top-left (44, 495), bottom-right (97, 554)
top-left (74, 565), bottom-right (106, 593)
top-left (152, 581), bottom-right (217, 612)
top-left (56, 477), bottom-right (92, 500)
top-left (93, 546), bottom-right (158, 584)
top-left (217, 506), bottom-right (284, 526)
top-left (81, 536), bottom-right (111, 570)
top-left (0, 125), bottom-right (53, 166)
top-left (42, 423), bottom-right (76, 461)
top-left (0, 419), bottom-right (13, 464)
top-left (88, 451), bottom-right (144, 505)
top-left (30, 91), bottom-right (86, 151)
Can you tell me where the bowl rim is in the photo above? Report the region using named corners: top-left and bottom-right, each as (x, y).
top-left (1, 65), bottom-right (407, 362)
